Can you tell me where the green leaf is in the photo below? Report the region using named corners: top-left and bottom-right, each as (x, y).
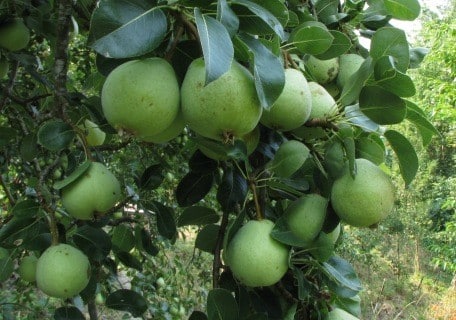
top-left (322, 256), bottom-right (362, 298)
top-left (178, 206), bottom-right (220, 227)
top-left (384, 0), bottom-right (420, 21)
top-left (339, 57), bottom-right (374, 106)
top-left (195, 7), bottom-right (234, 85)
top-left (291, 22), bottom-right (334, 55)
top-left (151, 201), bottom-right (177, 240)
top-left (232, 0), bottom-right (285, 39)
top-left (53, 160), bottom-right (91, 190)
top-left (216, 166), bottom-right (248, 213)
top-left (0, 257), bottom-right (14, 282)
top-left (355, 136), bottom-right (385, 165)
top-left (54, 306), bottom-right (86, 320)
top-left (207, 288), bottom-right (239, 320)
top-left (190, 311), bottom-right (209, 320)
top-left (370, 27), bottom-right (409, 72)
top-left (20, 134), bottom-right (39, 162)
top-left (409, 47), bottom-right (429, 69)
top-left (115, 251), bottom-right (142, 271)
top-left (315, 30), bottom-right (351, 60)
top-left (0, 216), bottom-right (39, 244)
top-left (176, 171), bottom-right (214, 207)
top-left (344, 104), bottom-right (380, 132)
top-left (237, 33), bottom-right (285, 108)
top-left (270, 216), bottom-right (310, 247)
top-left (111, 225), bottom-right (136, 252)
top-left (405, 101), bottom-right (439, 146)
top-left (217, 0), bottom-right (239, 36)
top-left (88, 0), bottom-right (167, 58)
top-left (332, 295), bottom-right (361, 318)
top-left (189, 149), bottom-right (219, 173)
top-left (106, 289), bottom-right (148, 317)
top-left (308, 232), bottom-right (335, 262)
top-left (359, 86), bottom-right (406, 124)
top-left (374, 56), bottom-right (416, 97)
top-left (138, 164), bottom-right (164, 190)
top-left (384, 129), bottom-right (418, 186)
top-left (12, 199), bottom-right (40, 218)
top-left (195, 224), bottom-right (220, 254)
top-left (0, 127), bottom-right (17, 149)
top-left (37, 120), bottom-right (75, 152)
top-left (73, 225), bottom-right (112, 261)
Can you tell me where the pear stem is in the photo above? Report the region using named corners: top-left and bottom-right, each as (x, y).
top-left (249, 178), bottom-right (263, 220)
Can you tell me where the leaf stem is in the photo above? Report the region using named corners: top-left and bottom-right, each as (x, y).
top-left (249, 178), bottom-right (263, 220)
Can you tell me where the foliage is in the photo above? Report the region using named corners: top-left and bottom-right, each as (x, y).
top-left (0, 0), bottom-right (437, 319)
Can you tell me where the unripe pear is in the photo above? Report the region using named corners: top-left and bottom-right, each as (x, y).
top-left (0, 19), bottom-right (30, 51)
top-left (331, 158), bottom-right (395, 227)
top-left (337, 54), bottom-right (365, 89)
top-left (181, 58), bottom-right (262, 141)
top-left (36, 244), bottom-right (90, 299)
top-left (80, 119), bottom-right (106, 146)
top-left (308, 82), bottom-right (338, 119)
top-left (101, 58), bottom-right (180, 140)
top-left (61, 162), bottom-right (121, 220)
top-left (142, 111), bottom-right (185, 143)
top-left (285, 194), bottom-right (328, 243)
top-left (225, 219), bottom-right (289, 287)
top-left (306, 56), bottom-right (339, 84)
top-left (18, 255), bottom-right (38, 282)
top-left (260, 68), bottom-right (312, 131)
top-left (271, 140), bottom-right (310, 178)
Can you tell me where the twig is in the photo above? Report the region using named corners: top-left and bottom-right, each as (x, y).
top-left (0, 173), bottom-right (16, 206)
top-left (212, 209), bottom-right (230, 288)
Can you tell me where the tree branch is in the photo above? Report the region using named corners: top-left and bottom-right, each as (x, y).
top-left (212, 209), bottom-right (230, 288)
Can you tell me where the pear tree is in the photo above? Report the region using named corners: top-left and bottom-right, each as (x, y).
top-left (0, 0), bottom-right (438, 319)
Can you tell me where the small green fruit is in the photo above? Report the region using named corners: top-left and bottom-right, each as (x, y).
top-left (325, 223), bottom-right (341, 244)
top-left (0, 19), bottom-right (30, 51)
top-left (142, 111), bottom-right (185, 143)
top-left (326, 308), bottom-right (360, 320)
top-left (306, 56), bottom-right (339, 84)
top-left (308, 82), bottom-right (338, 119)
top-left (95, 292), bottom-right (105, 305)
top-left (36, 244), bottom-right (90, 299)
top-left (18, 255), bottom-right (38, 282)
top-left (271, 140), bottom-right (310, 178)
top-left (260, 68), bottom-right (312, 131)
top-left (337, 54), bottom-right (365, 89)
top-left (331, 158), bottom-right (395, 227)
top-left (181, 58), bottom-right (262, 141)
top-left (61, 162), bottom-right (121, 220)
top-left (0, 57), bottom-right (9, 79)
top-left (285, 194), bottom-right (328, 243)
top-left (101, 58), bottom-right (180, 140)
top-left (80, 119), bottom-right (106, 146)
top-left (225, 219), bottom-right (289, 287)
top-left (156, 277), bottom-right (165, 288)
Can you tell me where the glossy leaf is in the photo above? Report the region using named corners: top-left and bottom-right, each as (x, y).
top-left (151, 201), bottom-right (177, 240)
top-left (370, 27), bottom-right (409, 72)
top-left (384, 129), bottom-right (419, 186)
top-left (323, 255), bottom-right (362, 298)
top-left (344, 104), bottom-right (380, 132)
top-left (176, 171), bottom-right (214, 207)
top-left (409, 47), bottom-right (429, 68)
top-left (195, 7), bottom-right (234, 85)
top-left (12, 199), bottom-right (40, 218)
top-left (384, 0), bottom-right (420, 21)
top-left (0, 127), bottom-right (17, 148)
top-left (0, 257), bottom-right (14, 282)
top-left (37, 120), bottom-right (75, 152)
top-left (106, 289), bottom-right (148, 317)
top-left (54, 306), bottom-right (85, 320)
top-left (88, 0), bottom-right (167, 58)
top-left (207, 288), bottom-right (239, 320)
top-left (237, 33), bottom-right (285, 108)
top-left (405, 101), bottom-right (439, 146)
top-left (359, 86), bottom-right (406, 124)
top-left (291, 22), bottom-right (334, 55)
top-left (111, 225), bottom-right (136, 252)
top-left (315, 30), bottom-right (351, 60)
top-left (178, 206), bottom-right (220, 227)
top-left (374, 56), bottom-right (416, 97)
top-left (189, 149), bottom-right (219, 173)
top-left (53, 160), bottom-right (91, 190)
top-left (0, 216), bottom-right (38, 244)
top-left (195, 224), bottom-right (220, 253)
top-left (339, 57), bottom-right (374, 106)
top-left (190, 311), bottom-right (209, 320)
top-left (216, 166), bottom-right (249, 213)
top-left (73, 225), bottom-right (112, 261)
top-left (355, 136), bottom-right (385, 165)
top-left (136, 227), bottom-right (159, 256)
top-left (115, 251), bottom-right (142, 271)
top-left (138, 164), bottom-right (164, 190)
top-left (217, 0), bottom-right (239, 36)
top-left (20, 134), bottom-right (39, 162)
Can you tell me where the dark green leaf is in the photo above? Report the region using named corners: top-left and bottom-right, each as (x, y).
top-left (12, 199), bottom-right (40, 218)
top-left (20, 134), bottom-right (38, 162)
top-left (370, 27), bottom-right (409, 72)
top-left (189, 149), bottom-right (219, 173)
top-left (111, 225), bottom-right (135, 252)
top-left (216, 166), bottom-right (248, 213)
top-left (190, 311), bottom-right (209, 320)
top-left (324, 140), bottom-right (346, 179)
top-left (217, 0), bottom-right (239, 36)
top-left (195, 135), bottom-right (247, 161)
top-left (332, 295), bottom-right (361, 318)
top-left (138, 228), bottom-right (159, 256)
top-left (53, 160), bottom-right (91, 190)
top-left (409, 47), bottom-right (429, 69)
top-left (315, 30), bottom-right (351, 60)
top-left (322, 256), bottom-right (362, 298)
top-left (237, 33), bottom-right (285, 108)
top-left (54, 306), bottom-right (85, 320)
top-left (178, 206), bottom-right (220, 227)
top-left (195, 8), bottom-right (234, 85)
top-left (115, 251), bottom-right (142, 271)
top-left (73, 225), bottom-right (112, 261)
top-left (88, 0), bottom-right (167, 58)
top-left (0, 216), bottom-right (38, 243)
top-left (384, 130), bottom-right (418, 186)
top-left (339, 57), bottom-right (374, 106)
top-left (270, 216), bottom-right (310, 247)
top-left (138, 164), bottom-right (164, 190)
top-left (207, 288), bottom-right (239, 320)
top-left (344, 104), bottom-right (380, 132)
top-left (0, 257), bottom-right (14, 282)
top-left (152, 201), bottom-right (177, 240)
top-left (405, 101), bottom-right (439, 146)
top-left (224, 210), bottom-right (246, 247)
top-left (37, 120), bottom-right (75, 152)
top-left (384, 0), bottom-right (420, 21)
top-left (0, 127), bottom-right (17, 148)
top-left (355, 136), bottom-right (385, 165)
top-left (195, 224), bottom-right (220, 254)
top-left (106, 289), bottom-right (148, 317)
top-left (308, 232), bottom-right (335, 262)
top-left (374, 56), bottom-right (416, 97)
top-left (359, 86), bottom-right (406, 124)
top-left (291, 22), bottom-right (334, 55)
top-left (176, 171), bottom-right (214, 207)
top-left (23, 233), bottom-right (52, 251)
top-left (291, 266), bottom-right (314, 300)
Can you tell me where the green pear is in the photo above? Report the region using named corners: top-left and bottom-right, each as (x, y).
top-left (61, 162), bottom-right (121, 220)
top-left (306, 56), bottom-right (339, 84)
top-left (337, 54), bottom-right (365, 89)
top-left (101, 58), bottom-right (180, 140)
top-left (18, 255), bottom-right (38, 282)
top-left (80, 119), bottom-right (106, 146)
top-left (142, 110), bottom-right (185, 143)
top-left (331, 158), bottom-right (395, 227)
top-left (260, 68), bottom-right (312, 131)
top-left (271, 140), bottom-right (310, 178)
top-left (308, 82), bottom-right (338, 119)
top-left (0, 19), bottom-right (30, 51)
top-left (181, 58), bottom-right (262, 141)
top-left (36, 244), bottom-right (90, 299)
top-left (285, 194), bottom-right (328, 243)
top-left (225, 219), bottom-right (289, 287)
